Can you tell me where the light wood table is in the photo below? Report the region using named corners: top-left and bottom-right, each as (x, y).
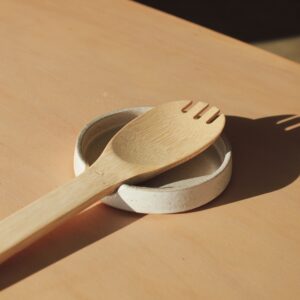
top-left (0, 1), bottom-right (299, 299)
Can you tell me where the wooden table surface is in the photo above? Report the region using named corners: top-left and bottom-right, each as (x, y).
top-left (0, 0), bottom-right (299, 299)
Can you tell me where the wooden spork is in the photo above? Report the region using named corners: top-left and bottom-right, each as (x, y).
top-left (0, 100), bottom-right (225, 264)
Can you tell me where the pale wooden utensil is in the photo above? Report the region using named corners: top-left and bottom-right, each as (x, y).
top-left (0, 100), bottom-right (225, 264)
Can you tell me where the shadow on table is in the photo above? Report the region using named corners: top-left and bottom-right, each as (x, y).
top-left (134, 0), bottom-right (300, 42)
top-left (0, 114), bottom-right (299, 290)
top-left (0, 204), bottom-right (143, 290)
top-left (199, 114), bottom-right (300, 211)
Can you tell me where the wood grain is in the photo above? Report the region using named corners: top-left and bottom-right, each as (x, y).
top-left (0, 0), bottom-right (299, 299)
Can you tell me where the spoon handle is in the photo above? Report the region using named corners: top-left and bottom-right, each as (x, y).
top-left (0, 166), bottom-right (121, 264)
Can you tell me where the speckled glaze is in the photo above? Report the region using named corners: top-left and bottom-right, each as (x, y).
top-left (74, 107), bottom-right (232, 213)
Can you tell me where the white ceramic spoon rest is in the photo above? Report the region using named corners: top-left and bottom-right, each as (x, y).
top-left (74, 106), bottom-right (232, 214)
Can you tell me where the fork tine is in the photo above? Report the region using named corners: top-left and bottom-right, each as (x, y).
top-left (192, 102), bottom-right (209, 118)
top-left (183, 101), bottom-right (208, 116)
top-left (181, 100), bottom-right (193, 112)
top-left (212, 113), bottom-right (226, 127)
top-left (202, 106), bottom-right (220, 123)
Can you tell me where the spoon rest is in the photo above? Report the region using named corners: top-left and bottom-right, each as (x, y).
top-left (74, 106), bottom-right (232, 213)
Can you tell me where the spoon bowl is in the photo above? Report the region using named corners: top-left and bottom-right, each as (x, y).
top-left (98, 100), bottom-right (225, 180)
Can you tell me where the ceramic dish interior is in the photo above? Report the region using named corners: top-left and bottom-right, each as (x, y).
top-left (74, 107), bottom-right (232, 213)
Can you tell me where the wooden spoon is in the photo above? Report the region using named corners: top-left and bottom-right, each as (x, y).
top-left (0, 100), bottom-right (225, 264)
